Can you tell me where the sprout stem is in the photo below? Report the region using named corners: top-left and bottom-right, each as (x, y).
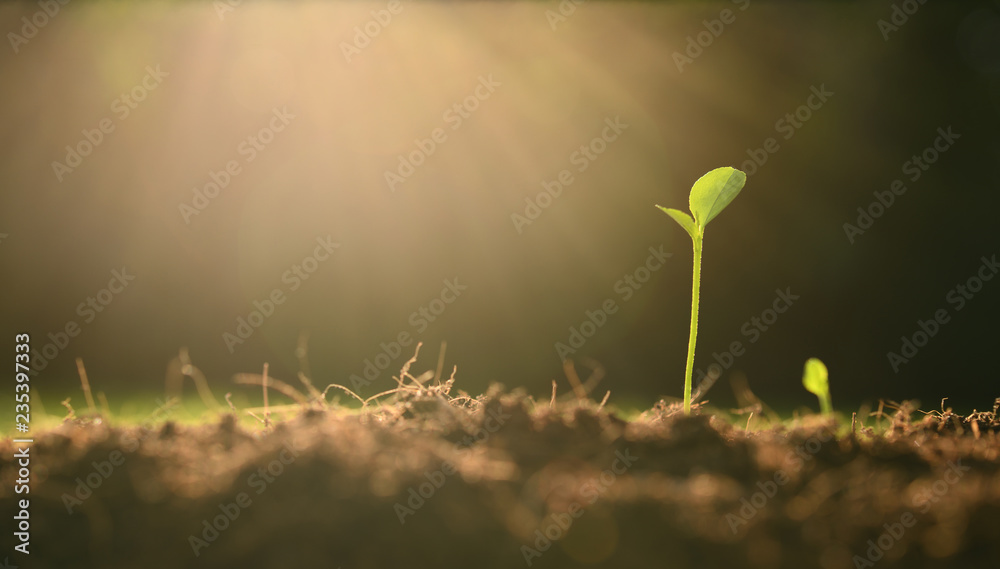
top-left (820, 395), bottom-right (832, 416)
top-left (683, 232), bottom-right (704, 415)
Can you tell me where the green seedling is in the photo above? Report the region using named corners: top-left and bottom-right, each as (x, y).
top-left (802, 357), bottom-right (832, 415)
top-left (657, 167), bottom-right (747, 415)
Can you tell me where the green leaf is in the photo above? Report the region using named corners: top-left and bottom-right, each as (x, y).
top-left (802, 358), bottom-right (828, 395)
top-left (688, 167), bottom-right (747, 227)
top-left (802, 358), bottom-right (832, 414)
top-left (656, 206), bottom-right (697, 239)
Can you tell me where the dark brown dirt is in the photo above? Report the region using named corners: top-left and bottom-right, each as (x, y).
top-left (3, 389), bottom-right (1000, 569)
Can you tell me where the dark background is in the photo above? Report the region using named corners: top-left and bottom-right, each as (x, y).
top-left (1, 0), bottom-right (998, 415)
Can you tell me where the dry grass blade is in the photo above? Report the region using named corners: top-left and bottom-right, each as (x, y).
top-left (297, 372), bottom-right (324, 404)
top-left (562, 359), bottom-right (587, 400)
top-left (225, 392), bottom-right (238, 413)
top-left (165, 354), bottom-right (184, 403)
top-left (409, 370), bottom-right (434, 389)
top-left (177, 348), bottom-right (222, 409)
top-left (246, 410), bottom-right (267, 424)
top-left (75, 358), bottom-right (98, 416)
top-left (296, 330), bottom-right (312, 380)
top-left (690, 365), bottom-right (722, 403)
top-left (434, 340), bottom-right (447, 385)
top-left (875, 399), bottom-right (886, 431)
top-left (61, 398), bottom-right (75, 420)
top-left (321, 383), bottom-right (366, 407)
top-left (262, 363), bottom-right (270, 427)
top-left (365, 388), bottom-right (404, 406)
top-left (394, 342), bottom-right (423, 388)
top-left (577, 357), bottom-right (606, 394)
top-left (97, 392), bottom-right (111, 419)
top-left (730, 373), bottom-right (781, 425)
top-left (233, 373), bottom-right (309, 405)
top-left (556, 358), bottom-right (606, 402)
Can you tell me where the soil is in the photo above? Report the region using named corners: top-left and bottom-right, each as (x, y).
top-left (3, 387), bottom-right (1000, 569)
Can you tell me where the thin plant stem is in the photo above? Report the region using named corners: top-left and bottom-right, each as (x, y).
top-left (820, 396), bottom-right (832, 416)
top-left (683, 232), bottom-right (704, 415)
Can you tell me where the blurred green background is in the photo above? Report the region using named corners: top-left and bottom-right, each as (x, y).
top-left (1, 0), bottom-right (998, 419)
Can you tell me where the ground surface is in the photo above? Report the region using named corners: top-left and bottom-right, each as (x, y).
top-left (2, 387), bottom-right (1000, 569)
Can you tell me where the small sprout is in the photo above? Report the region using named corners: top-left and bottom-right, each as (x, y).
top-left (802, 358), bottom-right (832, 415)
top-left (657, 167), bottom-right (747, 414)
